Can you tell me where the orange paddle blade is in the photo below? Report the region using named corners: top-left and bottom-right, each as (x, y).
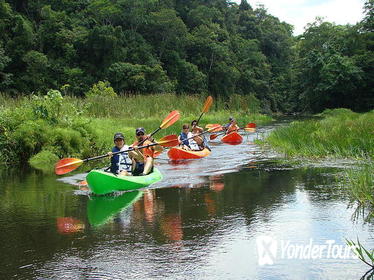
top-left (244, 127), bottom-right (256, 132)
top-left (55, 158), bottom-right (83, 175)
top-left (247, 123), bottom-right (256, 128)
top-left (157, 134), bottom-right (179, 147)
top-left (160, 110), bottom-right (180, 129)
top-left (205, 123), bottom-right (220, 129)
top-left (202, 96), bottom-right (213, 113)
top-left (210, 134), bottom-right (219, 140)
top-left (207, 125), bottom-right (223, 133)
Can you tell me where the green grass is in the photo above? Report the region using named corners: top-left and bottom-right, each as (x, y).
top-left (344, 162), bottom-right (374, 211)
top-left (264, 109), bottom-right (374, 159)
top-left (0, 92), bottom-right (272, 169)
top-left (262, 108), bottom-right (374, 217)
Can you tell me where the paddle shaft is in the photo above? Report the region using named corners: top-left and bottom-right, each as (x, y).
top-left (211, 126), bottom-right (250, 138)
top-left (137, 127), bottom-right (161, 146)
top-left (82, 142), bottom-right (161, 163)
top-left (184, 127), bottom-right (219, 143)
top-left (196, 112), bottom-right (204, 126)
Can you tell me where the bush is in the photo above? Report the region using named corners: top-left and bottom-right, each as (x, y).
top-left (31, 89), bottom-right (63, 124)
top-left (85, 81), bottom-right (116, 98)
top-left (29, 149), bottom-right (59, 173)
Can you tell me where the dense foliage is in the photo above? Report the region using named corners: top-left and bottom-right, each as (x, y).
top-left (1, 0), bottom-right (371, 113)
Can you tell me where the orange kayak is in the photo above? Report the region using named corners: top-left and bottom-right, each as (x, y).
top-left (167, 147), bottom-right (211, 160)
top-left (221, 132), bottom-right (243, 144)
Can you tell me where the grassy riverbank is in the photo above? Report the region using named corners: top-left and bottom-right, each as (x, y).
top-left (262, 108), bottom-right (374, 213)
top-left (265, 109), bottom-right (373, 159)
top-left (0, 87), bottom-right (272, 169)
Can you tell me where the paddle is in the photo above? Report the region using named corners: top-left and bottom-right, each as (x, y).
top-left (138, 110), bottom-right (180, 146)
top-left (209, 123), bottom-right (256, 140)
top-left (55, 134), bottom-right (179, 175)
top-left (196, 96), bottom-right (213, 125)
top-left (183, 124), bottom-right (222, 144)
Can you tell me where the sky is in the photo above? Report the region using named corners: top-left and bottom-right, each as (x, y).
top-left (242, 0), bottom-right (365, 35)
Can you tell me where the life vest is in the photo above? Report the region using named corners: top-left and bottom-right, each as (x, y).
top-left (110, 145), bottom-right (132, 174)
top-left (179, 132), bottom-right (191, 147)
top-left (227, 123), bottom-right (239, 134)
top-left (189, 137), bottom-right (200, 151)
top-left (132, 139), bottom-right (155, 159)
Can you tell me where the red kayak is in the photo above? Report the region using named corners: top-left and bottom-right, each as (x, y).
top-left (167, 147), bottom-right (211, 160)
top-left (221, 132), bottom-right (243, 144)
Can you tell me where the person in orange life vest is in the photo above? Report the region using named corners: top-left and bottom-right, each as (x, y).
top-left (129, 127), bottom-right (163, 176)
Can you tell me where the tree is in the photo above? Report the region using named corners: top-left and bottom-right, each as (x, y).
top-left (106, 62), bottom-right (173, 93)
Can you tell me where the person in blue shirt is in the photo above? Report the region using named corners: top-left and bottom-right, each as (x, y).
top-left (107, 132), bottom-right (133, 175)
top-left (178, 124), bottom-right (192, 150)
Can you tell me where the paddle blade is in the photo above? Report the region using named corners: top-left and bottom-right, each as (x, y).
top-left (160, 110), bottom-right (180, 129)
top-left (246, 123), bottom-right (256, 128)
top-left (205, 123), bottom-right (221, 129)
top-left (210, 134), bottom-right (219, 140)
top-left (157, 134), bottom-right (179, 147)
top-left (55, 158), bottom-right (84, 175)
top-left (202, 96), bottom-right (213, 113)
top-left (244, 127), bottom-right (256, 132)
top-left (207, 125), bottom-right (223, 133)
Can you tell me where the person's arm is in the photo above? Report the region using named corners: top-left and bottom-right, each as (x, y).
top-left (197, 126), bottom-right (204, 133)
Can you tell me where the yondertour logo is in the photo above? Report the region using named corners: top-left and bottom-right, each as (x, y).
top-left (256, 236), bottom-right (358, 265)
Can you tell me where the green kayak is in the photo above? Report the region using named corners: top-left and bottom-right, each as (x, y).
top-left (87, 191), bottom-right (143, 226)
top-left (86, 168), bottom-right (163, 195)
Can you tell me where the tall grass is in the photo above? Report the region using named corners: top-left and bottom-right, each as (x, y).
top-left (264, 109), bottom-right (374, 159)
top-left (263, 108), bottom-right (374, 217)
top-left (80, 92), bottom-right (262, 119)
top-left (0, 92), bottom-right (272, 168)
top-left (345, 162), bottom-right (374, 211)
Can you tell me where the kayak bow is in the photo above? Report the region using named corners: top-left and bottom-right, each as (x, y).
top-left (167, 147), bottom-right (211, 160)
top-left (221, 132), bottom-right (243, 144)
top-left (86, 168), bottom-right (163, 195)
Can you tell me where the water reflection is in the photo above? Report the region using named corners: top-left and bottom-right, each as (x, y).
top-left (209, 174), bottom-right (225, 192)
top-left (1, 122), bottom-right (374, 279)
top-left (56, 217), bottom-right (85, 234)
top-left (87, 191), bottom-right (143, 227)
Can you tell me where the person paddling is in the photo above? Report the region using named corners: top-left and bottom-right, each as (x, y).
top-left (191, 119), bottom-right (208, 150)
top-left (224, 117), bottom-right (239, 134)
top-left (129, 127), bottom-right (163, 176)
top-left (178, 124), bottom-right (192, 150)
top-left (107, 132), bottom-right (133, 176)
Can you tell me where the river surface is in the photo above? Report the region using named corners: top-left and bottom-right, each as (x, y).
top-left (0, 122), bottom-right (373, 279)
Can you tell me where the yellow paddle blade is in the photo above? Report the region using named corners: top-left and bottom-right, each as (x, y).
top-left (207, 125), bottom-right (223, 133)
top-left (244, 127), bottom-right (256, 132)
top-left (205, 123), bottom-right (221, 129)
top-left (202, 96), bottom-right (213, 113)
top-left (246, 123), bottom-right (256, 128)
top-left (55, 158), bottom-right (84, 175)
top-left (160, 110), bottom-right (180, 129)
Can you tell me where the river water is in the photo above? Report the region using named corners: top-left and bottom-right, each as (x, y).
top-left (0, 123), bottom-right (373, 279)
